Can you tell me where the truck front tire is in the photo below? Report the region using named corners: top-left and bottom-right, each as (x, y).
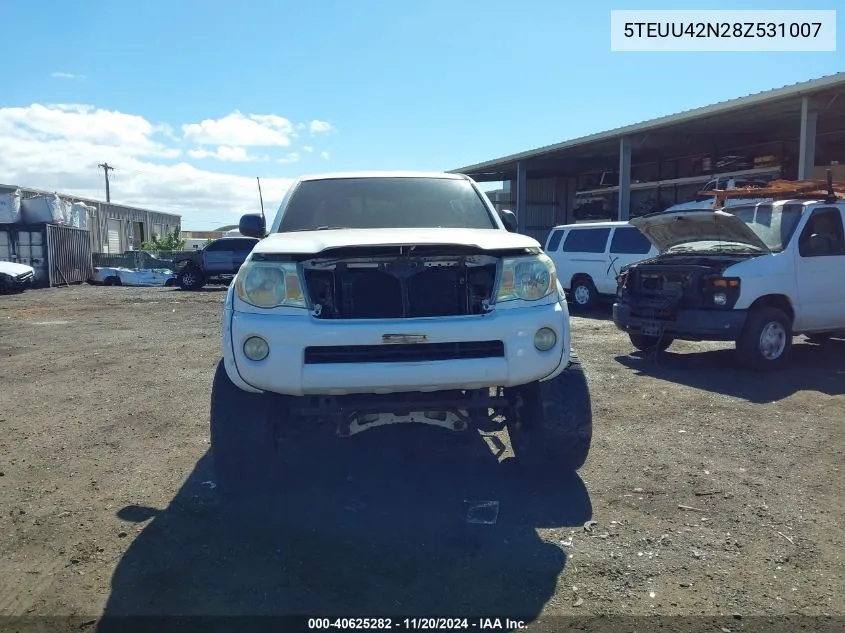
top-left (178, 267), bottom-right (205, 291)
top-left (506, 354), bottom-right (593, 475)
top-left (210, 360), bottom-right (277, 497)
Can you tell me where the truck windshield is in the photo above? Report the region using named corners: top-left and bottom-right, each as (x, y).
top-left (726, 203), bottom-right (804, 252)
top-left (276, 177), bottom-right (497, 232)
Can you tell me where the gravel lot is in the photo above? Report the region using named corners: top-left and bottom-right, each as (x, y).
top-left (0, 285), bottom-right (842, 632)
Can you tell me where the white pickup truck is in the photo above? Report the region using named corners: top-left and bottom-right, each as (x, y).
top-left (212, 171), bottom-right (592, 495)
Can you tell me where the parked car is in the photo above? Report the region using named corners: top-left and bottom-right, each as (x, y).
top-left (90, 267), bottom-right (176, 287)
top-left (614, 196), bottom-right (845, 370)
top-left (211, 171), bottom-right (592, 495)
top-left (170, 236), bottom-right (259, 290)
top-left (543, 221), bottom-right (658, 310)
top-left (0, 261), bottom-right (35, 294)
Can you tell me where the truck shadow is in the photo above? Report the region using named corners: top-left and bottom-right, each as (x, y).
top-left (615, 337), bottom-right (845, 402)
top-left (98, 426), bottom-right (591, 627)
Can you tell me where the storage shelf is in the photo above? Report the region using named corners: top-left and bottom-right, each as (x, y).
top-left (575, 165), bottom-right (782, 197)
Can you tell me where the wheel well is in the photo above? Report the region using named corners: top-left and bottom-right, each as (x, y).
top-left (570, 273), bottom-right (593, 288)
top-left (748, 294), bottom-right (794, 324)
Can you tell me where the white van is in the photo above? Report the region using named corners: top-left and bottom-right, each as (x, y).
top-left (614, 197), bottom-right (845, 370)
top-left (544, 221), bottom-right (658, 310)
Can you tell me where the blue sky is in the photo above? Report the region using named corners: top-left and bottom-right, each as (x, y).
top-left (1, 0), bottom-right (842, 228)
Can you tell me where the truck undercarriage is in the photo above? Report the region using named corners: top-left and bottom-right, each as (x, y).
top-left (290, 388), bottom-right (519, 438)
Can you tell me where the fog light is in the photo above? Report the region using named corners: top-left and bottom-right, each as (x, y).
top-left (713, 293), bottom-right (727, 306)
top-left (243, 336), bottom-right (269, 361)
top-left (534, 327), bottom-right (557, 351)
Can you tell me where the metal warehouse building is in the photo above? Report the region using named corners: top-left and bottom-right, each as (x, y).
top-left (451, 72), bottom-right (845, 244)
top-left (0, 183), bottom-right (181, 254)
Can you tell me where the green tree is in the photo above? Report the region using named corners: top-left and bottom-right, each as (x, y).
top-left (141, 228), bottom-right (186, 251)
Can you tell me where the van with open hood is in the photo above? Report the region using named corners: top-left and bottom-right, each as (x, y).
top-left (613, 198), bottom-right (845, 370)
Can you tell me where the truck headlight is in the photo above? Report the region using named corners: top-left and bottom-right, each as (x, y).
top-left (496, 254), bottom-right (557, 303)
top-left (235, 261), bottom-right (306, 309)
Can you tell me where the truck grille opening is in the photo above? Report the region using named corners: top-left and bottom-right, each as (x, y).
top-left (637, 271), bottom-right (693, 294)
top-left (303, 254), bottom-right (498, 320)
top-left (304, 340), bottom-right (505, 364)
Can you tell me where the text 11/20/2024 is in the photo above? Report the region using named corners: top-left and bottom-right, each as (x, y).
top-left (307, 617), bottom-right (528, 630)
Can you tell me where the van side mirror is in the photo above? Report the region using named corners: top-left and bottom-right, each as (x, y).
top-left (498, 209), bottom-right (518, 232)
top-left (239, 213), bottom-right (266, 239)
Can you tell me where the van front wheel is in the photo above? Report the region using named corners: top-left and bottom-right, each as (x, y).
top-left (736, 307), bottom-right (793, 371)
top-left (570, 277), bottom-right (598, 311)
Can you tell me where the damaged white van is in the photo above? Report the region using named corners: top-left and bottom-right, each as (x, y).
top-left (614, 196), bottom-right (845, 370)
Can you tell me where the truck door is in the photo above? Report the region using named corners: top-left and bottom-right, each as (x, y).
top-left (202, 240), bottom-right (231, 274)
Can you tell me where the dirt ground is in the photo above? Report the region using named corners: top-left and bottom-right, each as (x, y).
top-left (0, 285), bottom-right (842, 632)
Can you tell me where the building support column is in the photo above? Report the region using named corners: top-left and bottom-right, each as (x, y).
top-left (553, 177), bottom-right (566, 225)
top-left (618, 137), bottom-right (632, 221)
top-left (516, 161), bottom-right (528, 233)
top-left (798, 96), bottom-right (817, 180)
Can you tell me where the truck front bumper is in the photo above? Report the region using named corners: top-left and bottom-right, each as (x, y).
top-left (223, 300), bottom-right (571, 396)
top-left (613, 302), bottom-right (748, 342)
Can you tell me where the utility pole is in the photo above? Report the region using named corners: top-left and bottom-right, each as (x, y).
top-left (98, 163), bottom-right (114, 203)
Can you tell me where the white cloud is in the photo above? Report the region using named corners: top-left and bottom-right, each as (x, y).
top-left (321, 151), bottom-right (330, 160)
top-left (0, 104), bottom-right (178, 158)
top-left (182, 110), bottom-right (295, 147)
top-left (303, 146), bottom-right (314, 153)
top-left (187, 145), bottom-right (269, 162)
top-left (309, 119), bottom-right (333, 135)
top-left (0, 103), bottom-right (295, 229)
top-left (277, 152), bottom-right (300, 164)
top-left (51, 72), bottom-right (85, 80)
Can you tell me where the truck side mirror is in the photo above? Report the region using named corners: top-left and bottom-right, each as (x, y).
top-left (239, 214), bottom-right (266, 239)
top-left (498, 209), bottom-right (518, 232)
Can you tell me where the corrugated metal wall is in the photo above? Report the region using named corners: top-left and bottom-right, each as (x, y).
top-left (46, 224), bottom-right (93, 285)
top-left (488, 178), bottom-right (564, 244)
top-left (89, 202), bottom-right (180, 253)
top-left (524, 178), bottom-right (557, 244)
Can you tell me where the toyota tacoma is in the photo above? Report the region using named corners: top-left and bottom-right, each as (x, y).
top-left (211, 171), bottom-right (592, 494)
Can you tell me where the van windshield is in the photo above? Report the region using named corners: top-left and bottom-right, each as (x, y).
top-left (725, 203), bottom-right (804, 252)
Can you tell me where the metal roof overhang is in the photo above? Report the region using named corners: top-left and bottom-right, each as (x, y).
top-left (451, 73), bottom-right (845, 182)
